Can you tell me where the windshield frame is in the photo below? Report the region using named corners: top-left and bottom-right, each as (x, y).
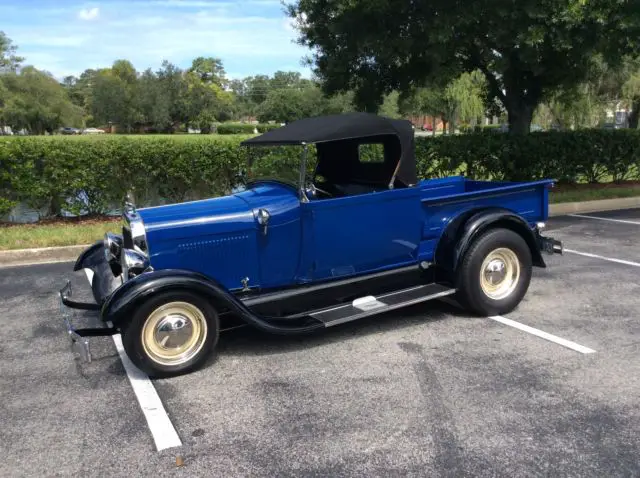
top-left (244, 143), bottom-right (310, 202)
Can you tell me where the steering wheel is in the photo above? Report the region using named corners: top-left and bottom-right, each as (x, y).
top-left (305, 180), bottom-right (333, 199)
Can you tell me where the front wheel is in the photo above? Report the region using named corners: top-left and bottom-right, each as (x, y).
top-left (456, 228), bottom-right (532, 316)
top-left (121, 291), bottom-right (219, 377)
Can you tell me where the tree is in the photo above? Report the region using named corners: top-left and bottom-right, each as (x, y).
top-left (530, 55), bottom-right (640, 130)
top-left (189, 57), bottom-right (227, 88)
top-left (87, 69), bottom-right (127, 128)
top-left (0, 77), bottom-right (9, 131)
top-left (398, 71), bottom-right (486, 133)
top-left (379, 91), bottom-right (401, 119)
top-left (271, 71), bottom-right (303, 89)
top-left (244, 75), bottom-right (272, 105)
top-left (157, 61), bottom-right (189, 130)
top-left (0, 31), bottom-right (23, 72)
top-left (88, 61), bottom-right (142, 131)
top-left (257, 87), bottom-right (313, 123)
top-left (621, 58), bottom-right (640, 129)
top-left (136, 61), bottom-right (191, 132)
top-left (323, 90), bottom-right (355, 115)
top-left (446, 71), bottom-right (487, 129)
top-left (184, 69), bottom-right (234, 131)
top-left (288, 0), bottom-right (640, 134)
top-left (138, 68), bottom-right (171, 131)
top-left (1, 66), bottom-right (83, 134)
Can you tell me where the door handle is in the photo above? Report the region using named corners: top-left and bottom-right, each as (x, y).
top-left (257, 208), bottom-right (270, 235)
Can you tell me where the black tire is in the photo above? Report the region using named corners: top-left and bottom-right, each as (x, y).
top-left (121, 290), bottom-right (219, 378)
top-left (456, 228), bottom-right (532, 316)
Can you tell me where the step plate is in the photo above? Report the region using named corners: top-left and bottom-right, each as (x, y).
top-left (310, 283), bottom-right (456, 327)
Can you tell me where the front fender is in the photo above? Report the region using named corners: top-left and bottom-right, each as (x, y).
top-left (435, 207), bottom-right (546, 279)
top-left (101, 269), bottom-right (323, 335)
top-left (73, 241), bottom-right (103, 271)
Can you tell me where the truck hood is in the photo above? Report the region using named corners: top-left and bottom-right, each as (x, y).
top-left (137, 194), bottom-right (255, 240)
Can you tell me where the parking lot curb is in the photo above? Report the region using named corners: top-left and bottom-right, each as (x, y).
top-left (549, 196), bottom-right (640, 217)
top-left (0, 244), bottom-right (90, 268)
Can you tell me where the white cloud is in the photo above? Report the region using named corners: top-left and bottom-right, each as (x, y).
top-left (78, 7), bottom-right (100, 21)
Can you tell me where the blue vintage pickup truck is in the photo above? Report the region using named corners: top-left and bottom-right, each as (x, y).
top-left (60, 112), bottom-right (563, 377)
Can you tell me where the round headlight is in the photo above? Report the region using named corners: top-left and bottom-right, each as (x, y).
top-left (104, 233), bottom-right (123, 261)
top-left (123, 249), bottom-right (150, 278)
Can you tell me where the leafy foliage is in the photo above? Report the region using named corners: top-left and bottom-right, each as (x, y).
top-left (0, 135), bottom-right (253, 217)
top-left (216, 123), bottom-right (281, 134)
top-left (417, 130), bottom-right (640, 184)
top-left (1, 67), bottom-right (83, 134)
top-left (0, 31), bottom-right (23, 72)
top-left (1, 130), bottom-right (639, 219)
top-left (288, 0), bottom-right (640, 134)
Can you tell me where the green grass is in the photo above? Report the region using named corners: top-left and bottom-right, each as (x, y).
top-left (549, 186), bottom-right (640, 204)
top-left (0, 219), bottom-right (120, 251)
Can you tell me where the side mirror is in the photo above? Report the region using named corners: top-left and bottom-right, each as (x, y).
top-left (257, 208), bottom-right (270, 235)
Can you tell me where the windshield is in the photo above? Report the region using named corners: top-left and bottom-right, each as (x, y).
top-left (244, 145), bottom-right (318, 188)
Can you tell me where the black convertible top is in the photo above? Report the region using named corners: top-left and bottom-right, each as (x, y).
top-left (241, 112), bottom-right (417, 187)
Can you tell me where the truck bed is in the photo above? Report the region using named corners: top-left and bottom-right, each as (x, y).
top-left (416, 175), bottom-right (554, 262)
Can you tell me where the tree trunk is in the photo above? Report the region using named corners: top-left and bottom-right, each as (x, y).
top-left (442, 119), bottom-right (448, 135)
top-left (506, 102), bottom-right (535, 136)
top-left (431, 116), bottom-right (436, 137)
top-left (629, 98), bottom-right (640, 129)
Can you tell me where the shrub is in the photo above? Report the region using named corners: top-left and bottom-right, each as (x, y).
top-left (216, 123), bottom-right (257, 134)
top-left (216, 123), bottom-right (280, 134)
top-left (459, 123), bottom-right (503, 134)
top-left (257, 123), bottom-right (282, 133)
top-left (417, 129), bottom-right (640, 183)
top-left (1, 129), bottom-right (638, 220)
top-left (0, 135), bottom-right (261, 217)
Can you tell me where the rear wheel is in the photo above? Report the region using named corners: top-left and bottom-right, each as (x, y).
top-left (456, 228), bottom-right (532, 316)
top-left (121, 291), bottom-right (219, 377)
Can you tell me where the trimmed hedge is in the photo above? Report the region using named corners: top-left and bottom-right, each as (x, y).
top-left (1, 129), bottom-right (639, 218)
top-left (0, 135), bottom-right (258, 217)
top-left (216, 123), bottom-right (282, 134)
top-left (417, 129), bottom-right (640, 183)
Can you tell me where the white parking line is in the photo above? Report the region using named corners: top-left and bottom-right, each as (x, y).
top-left (564, 249), bottom-right (640, 268)
top-left (569, 214), bottom-right (640, 225)
top-left (489, 316), bottom-right (596, 354)
top-left (111, 335), bottom-right (183, 451)
top-left (84, 269), bottom-right (182, 452)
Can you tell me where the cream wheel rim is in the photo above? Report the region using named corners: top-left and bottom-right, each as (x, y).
top-left (141, 301), bottom-right (208, 366)
top-left (479, 248), bottom-right (521, 300)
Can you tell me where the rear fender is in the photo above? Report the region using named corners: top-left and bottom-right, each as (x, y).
top-left (101, 269), bottom-right (323, 335)
top-left (435, 207), bottom-right (545, 280)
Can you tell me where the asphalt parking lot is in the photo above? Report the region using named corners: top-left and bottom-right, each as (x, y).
top-left (1, 209), bottom-right (639, 477)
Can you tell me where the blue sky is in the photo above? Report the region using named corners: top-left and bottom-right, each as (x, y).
top-left (0, 0), bottom-right (312, 80)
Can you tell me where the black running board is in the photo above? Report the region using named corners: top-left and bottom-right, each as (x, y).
top-left (300, 283), bottom-right (456, 327)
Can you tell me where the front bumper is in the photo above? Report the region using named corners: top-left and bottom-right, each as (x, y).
top-left (59, 280), bottom-right (117, 362)
top-left (60, 242), bottom-right (122, 363)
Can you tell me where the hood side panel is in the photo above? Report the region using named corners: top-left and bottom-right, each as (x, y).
top-left (149, 229), bottom-right (260, 291)
top-left (138, 194), bottom-right (260, 290)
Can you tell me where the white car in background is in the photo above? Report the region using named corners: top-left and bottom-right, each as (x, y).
top-left (82, 127), bottom-right (105, 134)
